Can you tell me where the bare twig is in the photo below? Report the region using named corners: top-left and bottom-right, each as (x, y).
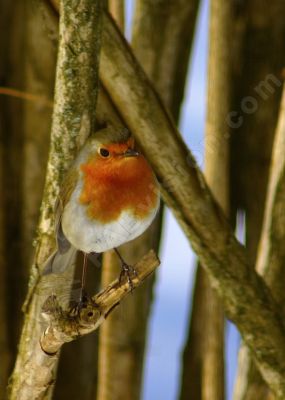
top-left (41, 251), bottom-right (159, 354)
top-left (4, 253), bottom-right (158, 400)
top-left (11, 252), bottom-right (158, 400)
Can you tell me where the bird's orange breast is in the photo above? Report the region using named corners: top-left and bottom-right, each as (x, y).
top-left (79, 154), bottom-right (158, 223)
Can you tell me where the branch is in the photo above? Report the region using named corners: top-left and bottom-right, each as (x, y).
top-left (8, 1), bottom-right (102, 399)
top-left (230, 3), bottom-right (285, 399)
top-left (40, 251), bottom-right (159, 354)
top-left (234, 84), bottom-right (285, 400)
top-left (132, 0), bottom-right (199, 120)
top-left (180, 1), bottom-right (231, 398)
top-left (108, 0), bottom-right (124, 31)
top-left (7, 252), bottom-right (159, 400)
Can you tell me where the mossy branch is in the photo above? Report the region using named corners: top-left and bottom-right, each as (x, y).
top-left (8, 1), bottom-right (102, 399)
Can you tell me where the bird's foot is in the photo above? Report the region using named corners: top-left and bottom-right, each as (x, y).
top-left (119, 262), bottom-right (138, 291)
top-left (114, 248), bottom-right (138, 291)
top-left (69, 289), bottom-right (90, 317)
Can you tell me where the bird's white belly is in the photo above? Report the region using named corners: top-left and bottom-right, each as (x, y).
top-left (61, 185), bottom-right (159, 253)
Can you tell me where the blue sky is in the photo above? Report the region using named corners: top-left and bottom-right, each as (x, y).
top-left (125, 1), bottom-right (241, 399)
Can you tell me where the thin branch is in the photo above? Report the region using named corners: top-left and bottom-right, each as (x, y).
top-left (7, 252), bottom-right (158, 400)
top-left (0, 86), bottom-right (53, 107)
top-left (41, 251), bottom-right (159, 354)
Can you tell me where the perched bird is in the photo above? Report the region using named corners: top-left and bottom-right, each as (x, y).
top-left (44, 126), bottom-right (160, 293)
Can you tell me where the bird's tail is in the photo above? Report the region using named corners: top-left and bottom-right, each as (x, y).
top-left (42, 246), bottom-right (77, 275)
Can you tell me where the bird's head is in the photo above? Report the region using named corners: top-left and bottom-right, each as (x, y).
top-left (76, 126), bottom-right (159, 222)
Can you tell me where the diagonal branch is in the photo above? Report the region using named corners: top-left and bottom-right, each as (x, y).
top-left (98, 11), bottom-right (285, 399)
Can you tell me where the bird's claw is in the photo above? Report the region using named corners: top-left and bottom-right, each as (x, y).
top-left (69, 290), bottom-right (89, 317)
top-left (119, 262), bottom-right (138, 291)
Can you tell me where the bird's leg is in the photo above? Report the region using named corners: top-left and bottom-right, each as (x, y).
top-left (114, 248), bottom-right (138, 290)
top-left (69, 252), bottom-right (89, 316)
top-left (80, 252), bottom-right (88, 302)
top-left (87, 252), bottom-right (101, 268)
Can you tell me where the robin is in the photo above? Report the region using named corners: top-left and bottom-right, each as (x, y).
top-left (44, 126), bottom-right (160, 296)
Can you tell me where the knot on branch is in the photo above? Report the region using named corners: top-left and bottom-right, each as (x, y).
top-left (40, 250), bottom-right (160, 355)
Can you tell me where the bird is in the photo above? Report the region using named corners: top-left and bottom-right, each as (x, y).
top-left (44, 125), bottom-right (160, 297)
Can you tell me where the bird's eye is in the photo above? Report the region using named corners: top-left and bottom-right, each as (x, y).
top-left (99, 148), bottom-right (110, 158)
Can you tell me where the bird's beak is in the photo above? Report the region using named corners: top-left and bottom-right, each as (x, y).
top-left (124, 148), bottom-right (140, 157)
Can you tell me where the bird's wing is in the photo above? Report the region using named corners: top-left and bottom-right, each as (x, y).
top-left (42, 246), bottom-right (76, 275)
top-left (55, 167), bottom-right (79, 254)
top-left (42, 168), bottom-right (79, 275)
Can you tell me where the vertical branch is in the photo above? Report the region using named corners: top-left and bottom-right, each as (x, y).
top-left (0, 82), bottom-right (11, 400)
top-left (132, 0), bottom-right (200, 121)
top-left (1, 0), bottom-right (26, 356)
top-left (234, 87), bottom-right (285, 400)
top-left (257, 86), bottom-right (285, 339)
top-left (201, 0), bottom-right (231, 398)
top-left (179, 267), bottom-right (207, 400)
top-left (8, 1), bottom-right (102, 399)
top-left (0, 1), bottom-right (20, 394)
top-left (180, 0), bottom-right (231, 399)
top-left (231, 2), bottom-right (285, 399)
top-left (21, 1), bottom-right (57, 269)
top-left (97, 2), bottom-right (200, 400)
top-left (0, 145), bottom-right (10, 400)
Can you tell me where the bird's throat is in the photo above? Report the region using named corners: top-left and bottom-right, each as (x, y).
top-left (79, 155), bottom-right (158, 223)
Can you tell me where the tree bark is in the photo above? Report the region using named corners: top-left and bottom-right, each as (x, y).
top-left (108, 0), bottom-right (124, 31)
top-left (8, 1), bottom-right (102, 399)
top-left (132, 0), bottom-right (200, 121)
top-left (1, 0), bottom-right (27, 360)
top-left (234, 84), bottom-right (285, 400)
top-left (0, 0), bottom-right (20, 394)
top-left (21, 1), bottom-right (57, 269)
top-left (231, 2), bottom-right (285, 399)
top-left (180, 1), bottom-right (231, 398)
